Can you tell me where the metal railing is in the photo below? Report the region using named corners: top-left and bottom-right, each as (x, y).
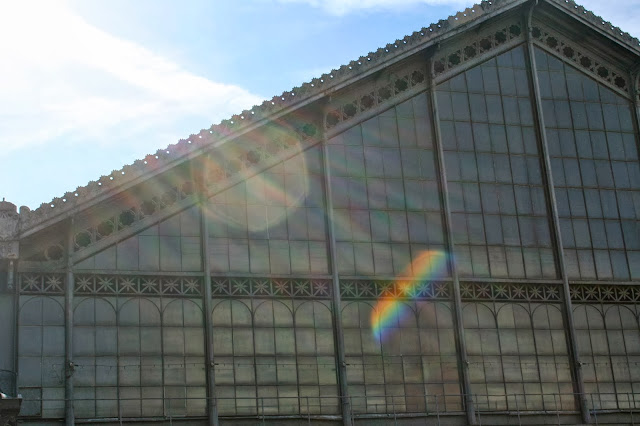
top-left (15, 391), bottom-right (640, 424)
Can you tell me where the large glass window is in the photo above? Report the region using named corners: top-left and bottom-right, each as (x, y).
top-left (463, 302), bottom-right (574, 411)
top-left (116, 298), bottom-right (206, 418)
top-left (437, 47), bottom-right (557, 279)
top-left (212, 299), bottom-right (338, 416)
top-left (574, 304), bottom-right (640, 410)
top-left (328, 93), bottom-right (447, 277)
top-left (75, 207), bottom-right (203, 272)
top-left (342, 300), bottom-right (462, 414)
top-left (207, 147), bottom-right (328, 275)
top-left (18, 296), bottom-right (66, 418)
top-left (535, 47), bottom-right (640, 280)
top-left (73, 298), bottom-right (118, 418)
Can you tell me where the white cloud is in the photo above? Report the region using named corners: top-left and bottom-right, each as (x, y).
top-left (274, 0), bottom-right (468, 15)
top-left (275, 0), bottom-right (640, 39)
top-left (0, 1), bottom-right (263, 157)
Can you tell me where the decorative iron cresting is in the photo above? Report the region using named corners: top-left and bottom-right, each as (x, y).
top-left (324, 63), bottom-right (427, 130)
top-left (570, 284), bottom-right (640, 303)
top-left (432, 20), bottom-right (524, 80)
top-left (460, 281), bottom-right (562, 302)
top-left (340, 279), bottom-right (451, 300)
top-left (210, 277), bottom-right (332, 299)
top-left (532, 22), bottom-right (630, 96)
top-left (552, 0), bottom-right (640, 51)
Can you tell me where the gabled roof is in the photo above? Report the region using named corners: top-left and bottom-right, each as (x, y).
top-left (18, 0), bottom-right (640, 235)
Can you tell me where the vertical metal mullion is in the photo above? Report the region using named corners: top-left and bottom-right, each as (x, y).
top-left (321, 127), bottom-right (353, 426)
top-left (523, 4), bottom-right (590, 423)
top-left (199, 154), bottom-right (220, 426)
top-left (65, 218), bottom-right (75, 426)
top-left (428, 64), bottom-right (476, 425)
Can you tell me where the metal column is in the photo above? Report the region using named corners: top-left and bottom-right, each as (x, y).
top-left (10, 260), bottom-right (18, 397)
top-left (199, 154), bottom-right (220, 426)
top-left (523, 2), bottom-right (590, 423)
top-left (427, 68), bottom-right (477, 425)
top-left (65, 219), bottom-right (75, 426)
top-left (321, 132), bottom-right (353, 426)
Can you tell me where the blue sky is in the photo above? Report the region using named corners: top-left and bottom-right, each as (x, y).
top-left (2, 0), bottom-right (639, 210)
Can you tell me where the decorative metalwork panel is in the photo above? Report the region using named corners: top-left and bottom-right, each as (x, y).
top-left (210, 277), bottom-right (332, 299)
top-left (460, 281), bottom-right (561, 301)
top-left (432, 20), bottom-right (523, 80)
top-left (17, 273), bottom-right (204, 296)
top-left (324, 62), bottom-right (427, 130)
top-left (19, 274), bottom-right (65, 295)
top-left (532, 22), bottom-right (630, 97)
top-left (340, 279), bottom-right (451, 300)
top-left (570, 284), bottom-right (640, 303)
top-left (73, 182), bottom-right (197, 252)
top-left (75, 274), bottom-right (203, 296)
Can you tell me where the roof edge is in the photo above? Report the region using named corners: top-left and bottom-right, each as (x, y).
top-left (19, 0), bottom-right (640, 235)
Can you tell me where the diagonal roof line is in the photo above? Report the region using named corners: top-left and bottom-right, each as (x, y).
top-left (548, 0), bottom-right (640, 54)
top-left (19, 0), bottom-right (640, 234)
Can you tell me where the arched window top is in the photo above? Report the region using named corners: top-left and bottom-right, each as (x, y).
top-left (118, 298), bottom-right (160, 326)
top-left (74, 298), bottom-right (116, 326)
top-left (19, 296), bottom-right (64, 326)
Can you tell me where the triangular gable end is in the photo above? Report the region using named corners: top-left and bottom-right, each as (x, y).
top-left (15, 0), bottom-right (640, 271)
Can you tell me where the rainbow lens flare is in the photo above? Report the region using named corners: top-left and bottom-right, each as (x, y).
top-left (370, 250), bottom-right (449, 341)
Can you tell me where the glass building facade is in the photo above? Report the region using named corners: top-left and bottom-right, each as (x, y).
top-left (3, 3), bottom-right (640, 425)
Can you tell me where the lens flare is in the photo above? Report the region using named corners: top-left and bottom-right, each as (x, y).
top-left (371, 250), bottom-right (449, 341)
top-left (203, 120), bottom-right (310, 233)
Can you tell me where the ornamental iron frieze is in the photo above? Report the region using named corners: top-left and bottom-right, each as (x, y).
top-left (532, 22), bottom-right (630, 97)
top-left (570, 284), bottom-right (640, 304)
top-left (211, 277), bottom-right (332, 299)
top-left (324, 63), bottom-right (427, 130)
top-left (460, 281), bottom-right (562, 302)
top-left (432, 20), bottom-right (524, 81)
top-left (75, 274), bottom-right (203, 296)
top-left (18, 273), bottom-right (203, 296)
top-left (19, 274), bottom-right (65, 295)
top-left (340, 279), bottom-right (451, 300)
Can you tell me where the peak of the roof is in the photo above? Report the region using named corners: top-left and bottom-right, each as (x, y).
top-left (19, 0), bottom-right (640, 233)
